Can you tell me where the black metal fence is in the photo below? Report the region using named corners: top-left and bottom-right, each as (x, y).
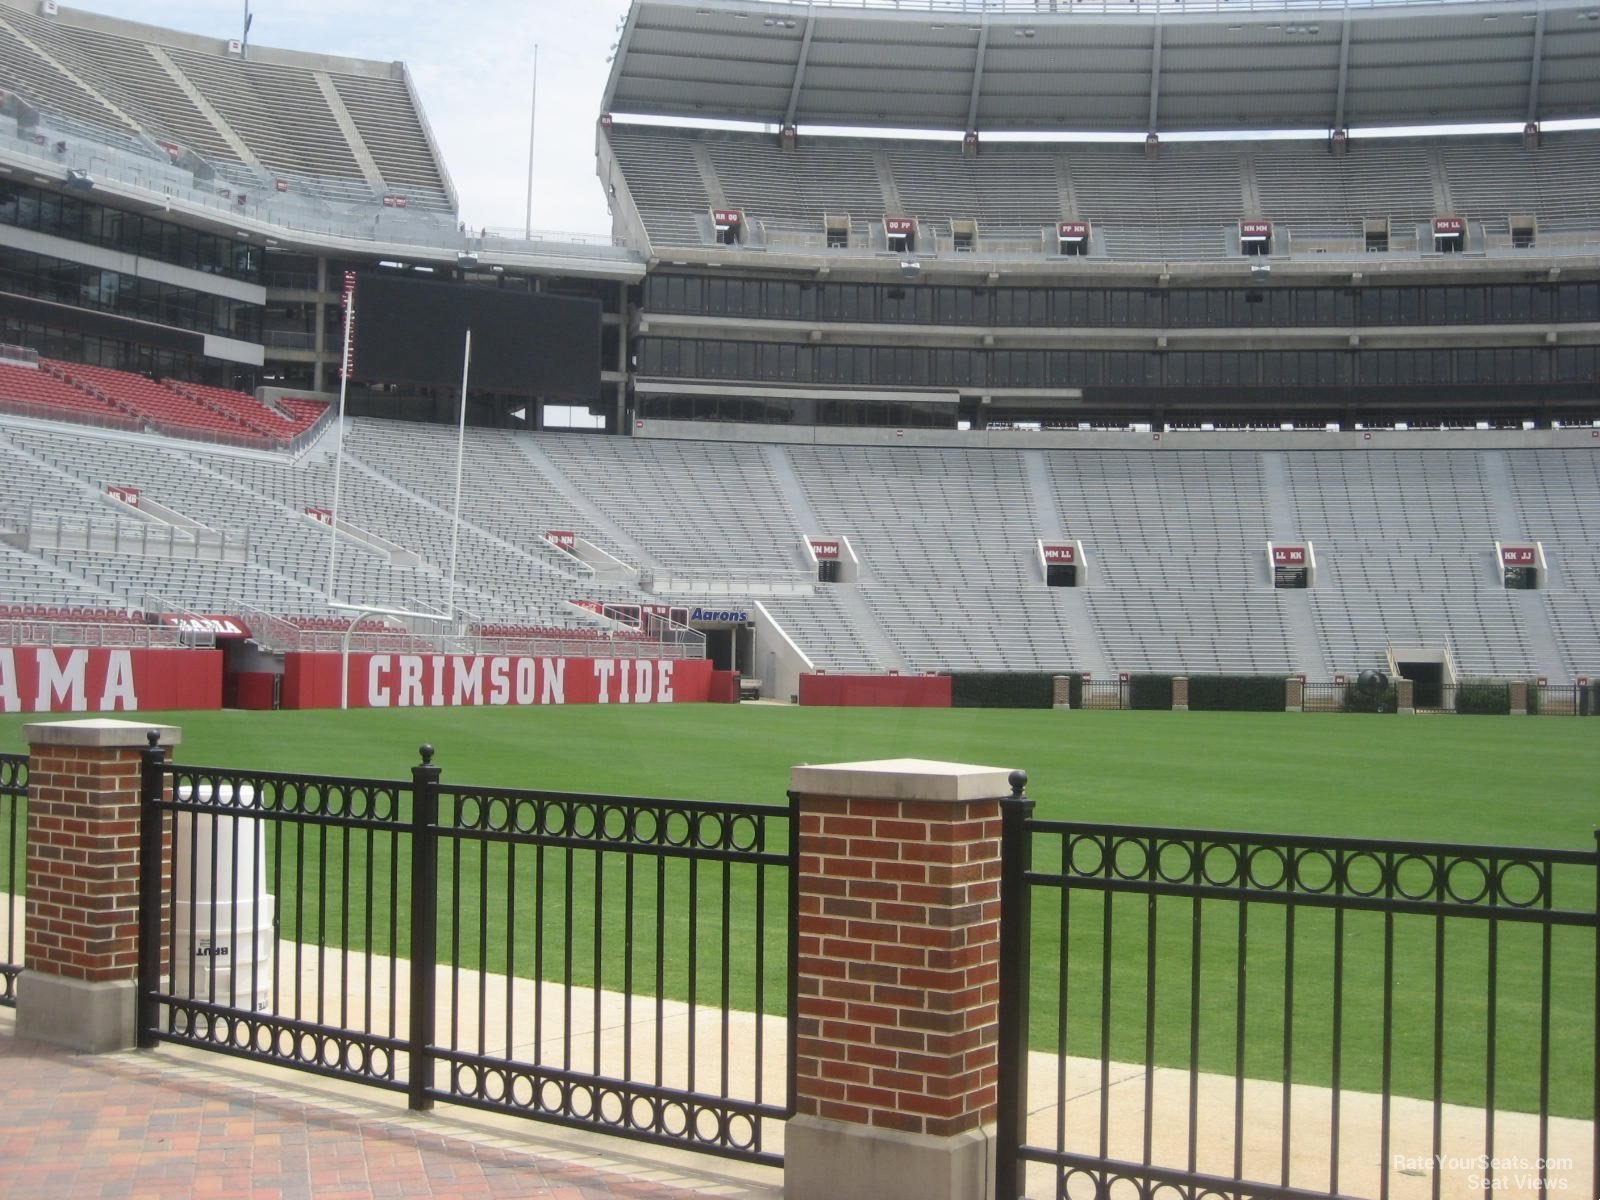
top-left (137, 743), bottom-right (795, 1166)
top-left (997, 802), bottom-right (1600, 1200)
top-left (1077, 680), bottom-right (1129, 710)
top-left (0, 751), bottom-right (25, 1008)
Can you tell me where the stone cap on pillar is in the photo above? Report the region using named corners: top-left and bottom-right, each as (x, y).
top-left (790, 757), bottom-right (1015, 803)
top-left (23, 719), bottom-right (182, 749)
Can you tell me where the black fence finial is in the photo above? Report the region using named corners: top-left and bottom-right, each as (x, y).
top-left (419, 744), bottom-right (435, 765)
top-left (1008, 768), bottom-right (1028, 798)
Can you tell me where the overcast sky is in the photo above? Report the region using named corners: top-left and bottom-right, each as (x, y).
top-left (66, 0), bottom-right (632, 237)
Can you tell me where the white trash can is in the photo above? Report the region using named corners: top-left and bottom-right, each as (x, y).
top-left (172, 783), bottom-right (275, 1014)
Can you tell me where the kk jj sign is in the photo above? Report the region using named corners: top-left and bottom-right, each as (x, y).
top-left (1502, 546), bottom-right (1536, 566)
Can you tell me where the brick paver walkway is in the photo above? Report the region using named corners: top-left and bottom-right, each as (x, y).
top-left (0, 1027), bottom-right (779, 1199)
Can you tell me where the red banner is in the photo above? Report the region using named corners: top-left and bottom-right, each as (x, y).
top-left (341, 271), bottom-right (358, 377)
top-left (798, 673), bottom-right (952, 708)
top-left (1241, 220), bottom-right (1272, 240)
top-left (1042, 543), bottom-right (1076, 565)
top-left (1501, 546), bottom-right (1536, 566)
top-left (279, 653), bottom-right (713, 710)
top-left (884, 217), bottom-right (915, 236)
top-left (546, 530), bottom-right (577, 552)
top-left (0, 647), bottom-right (221, 713)
top-left (1273, 546), bottom-right (1307, 566)
top-left (306, 506), bottom-right (333, 525)
top-left (809, 538), bottom-right (840, 560)
top-left (712, 209), bottom-right (741, 226)
top-left (107, 484), bottom-right (141, 506)
top-left (382, 196), bottom-right (408, 208)
top-left (1057, 221), bottom-right (1088, 240)
top-left (1433, 216), bottom-right (1464, 237)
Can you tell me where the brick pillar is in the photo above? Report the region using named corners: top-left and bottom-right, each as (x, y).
top-left (19, 719), bottom-right (180, 1051)
top-left (1396, 678), bottom-right (1415, 715)
top-left (1171, 675), bottom-right (1189, 711)
top-left (786, 758), bottom-right (1011, 1200)
top-left (1509, 680), bottom-right (1529, 715)
top-left (1052, 675), bottom-right (1071, 710)
top-left (1285, 677), bottom-right (1305, 712)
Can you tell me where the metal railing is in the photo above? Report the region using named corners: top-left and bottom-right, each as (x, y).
top-left (261, 330), bottom-right (317, 350)
top-left (1077, 679), bottom-right (1129, 709)
top-left (0, 620), bottom-right (210, 650)
top-left (2, 113), bottom-right (635, 263)
top-left (996, 797), bottom-right (1600, 1199)
top-left (137, 744), bottom-right (795, 1166)
top-left (0, 751), bottom-right (25, 1008)
top-left (752, 0), bottom-right (1524, 14)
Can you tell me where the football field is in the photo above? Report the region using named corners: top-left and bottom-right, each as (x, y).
top-left (2, 703), bottom-right (1591, 847)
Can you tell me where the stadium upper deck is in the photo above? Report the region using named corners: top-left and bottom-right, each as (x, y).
top-left (604, 0), bottom-right (1600, 135)
top-left (0, 0), bottom-right (456, 214)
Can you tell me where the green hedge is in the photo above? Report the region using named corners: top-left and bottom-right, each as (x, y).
top-left (948, 672), bottom-right (1056, 709)
top-left (1455, 680), bottom-right (1511, 715)
top-left (1128, 674), bottom-right (1173, 710)
top-left (1188, 675), bottom-right (1287, 712)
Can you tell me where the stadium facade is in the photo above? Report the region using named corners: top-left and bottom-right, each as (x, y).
top-left (0, 0), bottom-right (1598, 701)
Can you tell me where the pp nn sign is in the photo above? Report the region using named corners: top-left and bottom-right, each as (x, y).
top-left (159, 614), bottom-right (250, 638)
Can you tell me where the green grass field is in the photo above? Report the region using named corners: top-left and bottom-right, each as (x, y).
top-left (2, 704), bottom-right (1596, 1116)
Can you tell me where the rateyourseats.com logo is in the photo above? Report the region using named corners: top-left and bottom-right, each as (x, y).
top-left (1393, 1154), bottom-right (1576, 1191)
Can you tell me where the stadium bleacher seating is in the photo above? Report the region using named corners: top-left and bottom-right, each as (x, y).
top-left (0, 360), bottom-right (328, 448)
top-left (4, 411), bottom-right (1590, 684)
top-left (0, 0), bottom-right (454, 214)
top-left (0, 362), bottom-right (140, 429)
top-left (606, 123), bottom-right (1600, 258)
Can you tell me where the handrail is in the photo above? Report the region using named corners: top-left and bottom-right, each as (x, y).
top-left (719, 0), bottom-right (1515, 13)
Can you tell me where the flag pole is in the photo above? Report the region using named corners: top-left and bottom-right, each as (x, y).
top-left (524, 44), bottom-right (538, 240)
top-left (445, 328), bottom-right (472, 624)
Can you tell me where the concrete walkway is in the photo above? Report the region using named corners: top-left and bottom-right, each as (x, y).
top-left (0, 1012), bottom-right (786, 1200)
top-left (3, 921), bottom-right (1592, 1199)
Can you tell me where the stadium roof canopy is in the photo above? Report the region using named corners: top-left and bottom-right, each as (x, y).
top-left (602, 0), bottom-right (1600, 135)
